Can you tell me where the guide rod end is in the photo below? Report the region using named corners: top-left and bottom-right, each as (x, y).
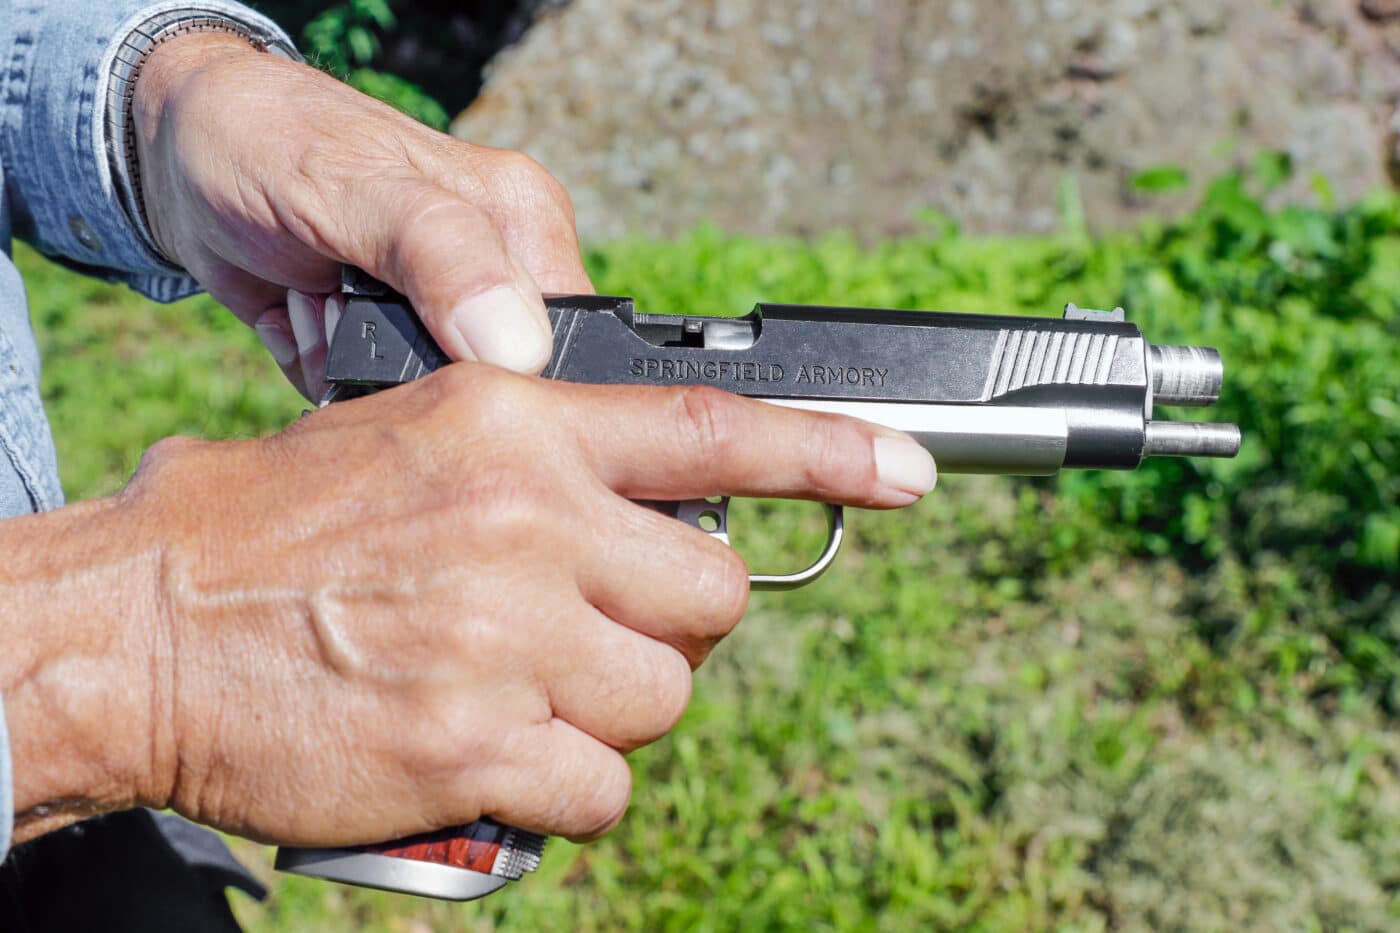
top-left (1144, 421), bottom-right (1241, 459)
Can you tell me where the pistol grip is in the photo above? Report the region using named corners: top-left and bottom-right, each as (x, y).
top-left (275, 819), bottom-right (544, 900)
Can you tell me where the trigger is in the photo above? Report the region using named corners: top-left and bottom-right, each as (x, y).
top-left (673, 498), bottom-right (731, 544)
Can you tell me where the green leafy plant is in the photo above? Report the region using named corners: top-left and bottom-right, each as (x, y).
top-left (299, 0), bottom-right (450, 130)
top-left (1130, 164), bottom-right (1190, 194)
top-left (586, 161), bottom-right (1400, 703)
top-left (301, 0), bottom-right (393, 75)
top-left (19, 162), bottom-right (1400, 930)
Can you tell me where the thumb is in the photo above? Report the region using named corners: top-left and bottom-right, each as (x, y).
top-left (354, 180), bottom-right (553, 373)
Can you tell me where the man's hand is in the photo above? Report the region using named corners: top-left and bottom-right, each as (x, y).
top-left (1, 369), bottom-right (936, 846)
top-left (132, 34), bottom-right (586, 398)
top-left (0, 25), bottom-right (945, 851)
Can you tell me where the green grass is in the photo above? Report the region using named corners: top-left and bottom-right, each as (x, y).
top-left (17, 177), bottom-right (1400, 930)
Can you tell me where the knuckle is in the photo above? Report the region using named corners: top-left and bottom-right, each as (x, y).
top-left (124, 435), bottom-right (207, 497)
top-left (422, 364), bottom-right (534, 433)
top-left (383, 187), bottom-right (487, 288)
top-left (492, 150), bottom-right (554, 192)
top-left (400, 368), bottom-right (565, 543)
top-left (704, 543), bottom-right (752, 635)
top-left (604, 647), bottom-right (694, 750)
top-left (460, 471), bottom-right (552, 550)
top-left (657, 535), bottom-right (749, 670)
top-left (463, 369), bottom-right (535, 430)
top-left (569, 753), bottom-right (632, 838)
top-left (804, 415), bottom-right (876, 497)
top-left (402, 702), bottom-right (505, 790)
top-left (138, 434), bottom-right (204, 471)
top-left (646, 650), bottom-right (694, 735)
top-left (487, 151), bottom-right (576, 226)
top-left (524, 169), bottom-right (576, 228)
top-left (383, 189), bottom-right (465, 280)
top-left (540, 173), bottom-right (577, 226)
top-left (388, 187), bottom-right (441, 241)
top-left (672, 385), bottom-right (742, 462)
top-left (417, 357), bottom-right (478, 406)
top-left (442, 603), bottom-right (514, 670)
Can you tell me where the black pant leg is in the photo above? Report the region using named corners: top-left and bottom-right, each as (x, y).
top-left (0, 810), bottom-right (260, 932)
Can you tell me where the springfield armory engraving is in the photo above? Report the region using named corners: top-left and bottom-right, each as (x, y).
top-left (794, 365), bottom-right (889, 387)
top-left (627, 358), bottom-right (890, 387)
top-left (629, 358), bottom-right (786, 383)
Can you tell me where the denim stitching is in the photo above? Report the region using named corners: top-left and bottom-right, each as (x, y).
top-left (0, 319), bottom-right (60, 512)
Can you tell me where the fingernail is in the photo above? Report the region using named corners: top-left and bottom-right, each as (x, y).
top-left (873, 435), bottom-right (937, 498)
top-left (287, 289), bottom-right (321, 355)
top-left (254, 312), bottom-right (298, 367)
top-left (324, 294), bottom-right (344, 344)
top-left (451, 286), bottom-right (552, 373)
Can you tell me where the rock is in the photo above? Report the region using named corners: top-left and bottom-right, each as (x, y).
top-left (452, 0), bottom-right (1400, 240)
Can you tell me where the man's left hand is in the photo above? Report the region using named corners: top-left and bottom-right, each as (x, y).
top-left (133, 33), bottom-right (591, 399)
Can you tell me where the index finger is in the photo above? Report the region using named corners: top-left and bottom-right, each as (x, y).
top-left (561, 383), bottom-right (937, 509)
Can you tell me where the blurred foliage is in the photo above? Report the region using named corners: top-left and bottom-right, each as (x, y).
top-left (248, 0), bottom-right (451, 129)
top-left (298, 0), bottom-right (450, 129)
top-left (300, 0), bottom-right (394, 74)
top-left (1129, 164), bottom-right (1190, 195)
top-left (585, 160), bottom-right (1400, 709)
top-left (17, 165), bottom-right (1400, 929)
top-left (248, 1), bottom-right (559, 132)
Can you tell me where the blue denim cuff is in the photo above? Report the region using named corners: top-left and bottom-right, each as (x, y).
top-left (1, 689), bottom-right (11, 861)
top-left (2, 1), bottom-right (295, 303)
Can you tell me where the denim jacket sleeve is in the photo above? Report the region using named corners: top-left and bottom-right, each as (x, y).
top-left (1, 0), bottom-right (294, 302)
top-left (0, 0), bottom-right (296, 864)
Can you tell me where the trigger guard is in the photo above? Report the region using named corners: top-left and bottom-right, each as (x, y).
top-left (673, 499), bottom-right (844, 591)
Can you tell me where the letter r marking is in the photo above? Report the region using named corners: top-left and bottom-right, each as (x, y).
top-left (362, 321), bottom-right (384, 360)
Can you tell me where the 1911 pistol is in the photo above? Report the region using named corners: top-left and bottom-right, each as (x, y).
top-left (275, 268), bottom-right (1240, 900)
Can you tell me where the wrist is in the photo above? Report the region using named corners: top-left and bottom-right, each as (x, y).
top-left (133, 31), bottom-right (263, 126)
top-left (128, 32), bottom-right (273, 264)
top-left (0, 494), bottom-right (172, 842)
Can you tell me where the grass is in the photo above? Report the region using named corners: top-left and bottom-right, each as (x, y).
top-left (16, 187), bottom-right (1400, 931)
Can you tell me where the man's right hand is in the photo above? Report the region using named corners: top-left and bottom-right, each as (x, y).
top-left (3, 365), bottom-right (935, 847)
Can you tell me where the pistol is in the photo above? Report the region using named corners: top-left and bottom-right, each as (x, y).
top-left (275, 269), bottom-right (1240, 899)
